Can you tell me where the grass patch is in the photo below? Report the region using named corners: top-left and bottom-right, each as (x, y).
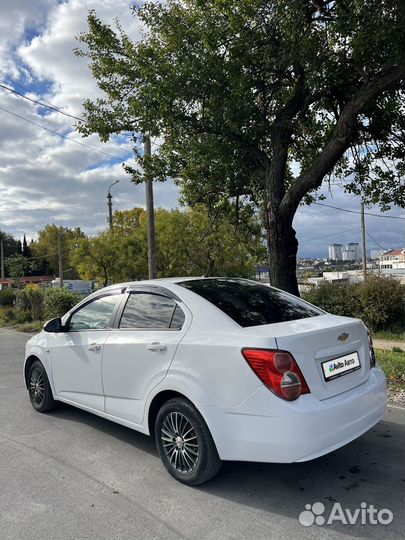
top-left (13, 321), bottom-right (44, 333)
top-left (373, 330), bottom-right (405, 342)
top-left (376, 349), bottom-right (405, 389)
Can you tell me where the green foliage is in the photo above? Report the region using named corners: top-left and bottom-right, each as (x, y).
top-left (357, 275), bottom-right (405, 332)
top-left (0, 306), bottom-right (16, 325)
top-left (71, 206), bottom-right (265, 283)
top-left (0, 287), bottom-right (16, 307)
top-left (373, 330), bottom-right (405, 342)
top-left (303, 276), bottom-right (405, 332)
top-left (14, 321), bottom-right (44, 333)
top-left (375, 349), bottom-right (405, 388)
top-left (5, 254), bottom-right (37, 287)
top-left (43, 288), bottom-right (81, 320)
top-left (16, 285), bottom-right (44, 321)
top-left (31, 224), bottom-right (85, 276)
top-left (75, 0), bottom-right (405, 293)
top-left (304, 282), bottom-right (359, 319)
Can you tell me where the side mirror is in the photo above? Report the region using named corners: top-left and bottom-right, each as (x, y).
top-left (43, 317), bottom-right (64, 333)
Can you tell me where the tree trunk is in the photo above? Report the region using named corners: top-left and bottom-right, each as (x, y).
top-left (266, 206), bottom-right (299, 296)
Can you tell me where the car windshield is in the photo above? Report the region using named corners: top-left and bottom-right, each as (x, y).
top-left (178, 278), bottom-right (323, 327)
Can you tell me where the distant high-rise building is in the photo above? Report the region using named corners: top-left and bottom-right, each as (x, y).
top-left (342, 243), bottom-right (360, 261)
top-left (370, 249), bottom-right (383, 260)
top-left (328, 243), bottom-right (343, 260)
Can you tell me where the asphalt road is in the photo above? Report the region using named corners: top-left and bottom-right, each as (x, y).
top-left (0, 328), bottom-right (404, 540)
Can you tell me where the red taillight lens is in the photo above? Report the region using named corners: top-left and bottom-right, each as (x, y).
top-left (241, 348), bottom-right (310, 401)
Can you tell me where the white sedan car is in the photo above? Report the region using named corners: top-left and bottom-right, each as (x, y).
top-left (24, 277), bottom-right (387, 485)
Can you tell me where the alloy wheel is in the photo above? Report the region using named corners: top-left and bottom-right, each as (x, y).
top-left (29, 367), bottom-right (45, 406)
top-left (160, 411), bottom-right (199, 473)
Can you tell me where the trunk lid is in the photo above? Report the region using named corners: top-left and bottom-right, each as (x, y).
top-left (245, 314), bottom-right (370, 400)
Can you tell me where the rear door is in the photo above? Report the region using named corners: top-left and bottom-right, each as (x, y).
top-left (102, 289), bottom-right (189, 425)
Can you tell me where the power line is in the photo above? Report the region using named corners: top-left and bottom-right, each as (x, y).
top-left (366, 230), bottom-right (385, 250)
top-left (4, 251), bottom-right (59, 261)
top-left (0, 104), bottom-right (128, 161)
top-left (0, 82), bottom-right (85, 123)
top-left (306, 227), bottom-right (359, 242)
top-left (313, 202), bottom-right (405, 220)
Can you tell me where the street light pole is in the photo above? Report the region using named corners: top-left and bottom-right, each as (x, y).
top-left (107, 180), bottom-right (120, 230)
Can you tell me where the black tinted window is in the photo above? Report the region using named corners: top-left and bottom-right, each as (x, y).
top-left (69, 294), bottom-right (121, 331)
top-left (170, 304), bottom-right (185, 329)
top-left (120, 293), bottom-right (179, 329)
top-left (178, 278), bottom-right (322, 327)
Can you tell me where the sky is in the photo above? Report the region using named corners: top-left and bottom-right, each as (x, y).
top-left (0, 0), bottom-right (403, 259)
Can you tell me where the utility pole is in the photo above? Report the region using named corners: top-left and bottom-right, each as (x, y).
top-left (144, 134), bottom-right (157, 279)
top-left (107, 180), bottom-right (119, 230)
top-left (0, 241), bottom-right (4, 280)
top-left (58, 229), bottom-right (64, 288)
top-left (361, 201), bottom-right (367, 280)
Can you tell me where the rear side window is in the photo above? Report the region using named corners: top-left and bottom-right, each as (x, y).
top-left (119, 292), bottom-right (185, 330)
top-left (178, 278), bottom-right (322, 327)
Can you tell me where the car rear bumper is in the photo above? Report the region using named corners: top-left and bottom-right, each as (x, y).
top-left (201, 366), bottom-right (387, 463)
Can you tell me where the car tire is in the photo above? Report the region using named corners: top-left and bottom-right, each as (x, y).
top-left (28, 360), bottom-right (57, 413)
top-left (155, 397), bottom-right (222, 486)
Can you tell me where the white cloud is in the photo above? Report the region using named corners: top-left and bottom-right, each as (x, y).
top-left (0, 0), bottom-right (179, 241)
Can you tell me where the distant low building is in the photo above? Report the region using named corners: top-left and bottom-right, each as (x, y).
top-left (0, 276), bottom-right (53, 289)
top-left (379, 248), bottom-right (405, 270)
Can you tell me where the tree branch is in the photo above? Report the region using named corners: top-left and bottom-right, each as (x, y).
top-left (280, 65), bottom-right (405, 218)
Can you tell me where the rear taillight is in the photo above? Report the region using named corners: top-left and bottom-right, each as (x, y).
top-left (241, 349), bottom-right (310, 401)
top-left (367, 331), bottom-right (376, 368)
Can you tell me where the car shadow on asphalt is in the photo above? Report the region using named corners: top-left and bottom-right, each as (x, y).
top-left (47, 404), bottom-right (405, 539)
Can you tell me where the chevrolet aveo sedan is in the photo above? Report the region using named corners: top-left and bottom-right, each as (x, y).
top-left (24, 277), bottom-right (387, 485)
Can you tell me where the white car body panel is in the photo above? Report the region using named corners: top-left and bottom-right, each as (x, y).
top-left (24, 277), bottom-right (387, 465)
top-left (49, 330), bottom-right (108, 411)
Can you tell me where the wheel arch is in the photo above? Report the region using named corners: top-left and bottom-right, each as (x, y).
top-left (24, 355), bottom-right (41, 388)
top-left (147, 390), bottom-right (192, 437)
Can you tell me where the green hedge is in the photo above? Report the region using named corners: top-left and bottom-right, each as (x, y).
top-left (0, 287), bottom-right (16, 307)
top-left (12, 286), bottom-right (82, 322)
top-left (43, 288), bottom-right (82, 320)
top-left (303, 275), bottom-right (405, 333)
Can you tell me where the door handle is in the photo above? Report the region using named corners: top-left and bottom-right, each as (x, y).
top-left (88, 343), bottom-right (101, 352)
top-left (147, 342), bottom-right (167, 352)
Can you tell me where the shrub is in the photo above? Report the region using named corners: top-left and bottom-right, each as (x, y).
top-left (0, 306), bottom-right (16, 325)
top-left (303, 275), bottom-right (405, 333)
top-left (16, 285), bottom-right (44, 321)
top-left (303, 282), bottom-right (359, 319)
top-left (0, 287), bottom-right (16, 307)
top-left (43, 287), bottom-right (81, 320)
top-left (356, 275), bottom-right (405, 332)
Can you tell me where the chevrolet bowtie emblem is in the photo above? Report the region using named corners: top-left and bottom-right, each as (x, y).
top-left (338, 332), bottom-right (349, 342)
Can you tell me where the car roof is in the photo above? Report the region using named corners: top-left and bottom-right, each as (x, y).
top-left (103, 276), bottom-right (249, 290)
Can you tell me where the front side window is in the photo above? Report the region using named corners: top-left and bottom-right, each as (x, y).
top-left (69, 294), bottom-right (122, 331)
top-left (178, 278), bottom-right (323, 327)
top-left (119, 293), bottom-right (185, 330)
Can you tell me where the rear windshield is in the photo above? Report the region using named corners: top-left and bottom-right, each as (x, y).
top-left (178, 278), bottom-right (323, 327)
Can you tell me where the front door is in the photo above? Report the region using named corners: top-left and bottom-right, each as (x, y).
top-left (50, 292), bottom-right (123, 411)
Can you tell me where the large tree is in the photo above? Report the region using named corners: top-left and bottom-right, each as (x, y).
top-left (31, 225), bottom-right (85, 277)
top-left (76, 0), bottom-right (405, 294)
top-left (71, 206), bottom-right (264, 283)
